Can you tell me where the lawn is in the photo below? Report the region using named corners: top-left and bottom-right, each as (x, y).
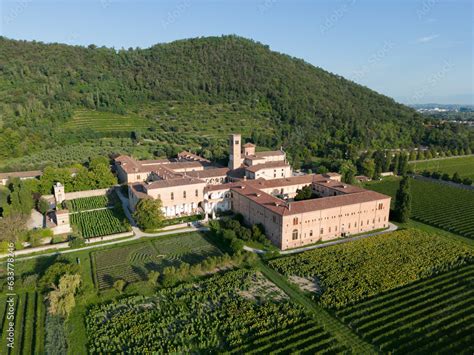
top-left (409, 155), bottom-right (474, 180)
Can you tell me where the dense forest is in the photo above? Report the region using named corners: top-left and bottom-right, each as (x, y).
top-left (0, 35), bottom-right (472, 170)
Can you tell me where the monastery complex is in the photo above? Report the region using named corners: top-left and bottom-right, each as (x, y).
top-left (115, 134), bottom-right (390, 250)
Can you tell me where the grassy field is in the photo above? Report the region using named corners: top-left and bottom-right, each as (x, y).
top-left (92, 232), bottom-right (222, 289)
top-left (336, 263), bottom-right (474, 353)
top-left (63, 109), bottom-right (152, 132)
top-left (409, 155), bottom-right (474, 179)
top-left (365, 178), bottom-right (474, 239)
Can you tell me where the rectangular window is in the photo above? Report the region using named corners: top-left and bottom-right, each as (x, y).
top-left (320, 228), bottom-right (324, 234)
top-left (171, 192), bottom-right (174, 200)
top-left (329, 227), bottom-right (331, 233)
top-left (310, 230), bottom-right (313, 236)
top-left (183, 191), bottom-right (186, 198)
top-left (195, 189), bottom-right (198, 197)
top-left (293, 217), bottom-right (298, 225)
top-left (272, 215), bottom-right (276, 223)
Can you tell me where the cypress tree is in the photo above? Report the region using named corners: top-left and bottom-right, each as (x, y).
top-left (394, 176), bottom-right (411, 223)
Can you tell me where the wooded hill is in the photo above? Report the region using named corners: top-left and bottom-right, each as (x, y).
top-left (0, 35), bottom-right (471, 168)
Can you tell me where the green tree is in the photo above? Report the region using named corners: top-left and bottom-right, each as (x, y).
top-left (148, 271), bottom-right (161, 286)
top-left (294, 185), bottom-right (313, 201)
top-left (47, 274), bottom-right (81, 317)
top-left (113, 279), bottom-right (127, 293)
top-left (360, 158), bottom-right (376, 179)
top-left (398, 154), bottom-right (409, 176)
top-left (38, 197), bottom-right (50, 215)
top-left (452, 172), bottom-right (462, 184)
top-left (394, 176), bottom-right (411, 223)
top-left (133, 198), bottom-right (164, 230)
top-left (339, 161), bottom-right (357, 184)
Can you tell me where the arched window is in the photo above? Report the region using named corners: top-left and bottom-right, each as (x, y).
top-left (292, 229), bottom-right (298, 240)
top-left (293, 217), bottom-right (298, 225)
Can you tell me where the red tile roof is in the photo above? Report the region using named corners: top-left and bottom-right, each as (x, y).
top-left (231, 184), bottom-right (390, 216)
top-left (144, 177), bottom-right (206, 190)
top-left (186, 168), bottom-right (230, 178)
top-left (245, 161), bottom-right (290, 173)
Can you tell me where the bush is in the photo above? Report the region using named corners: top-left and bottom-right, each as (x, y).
top-left (462, 177), bottom-right (473, 186)
top-left (68, 235), bottom-right (86, 248)
top-left (45, 314), bottom-right (68, 355)
top-left (441, 173), bottom-right (451, 181)
top-left (114, 279), bottom-right (127, 293)
top-left (148, 271), bottom-right (160, 286)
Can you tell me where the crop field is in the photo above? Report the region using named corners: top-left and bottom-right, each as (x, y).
top-left (138, 101), bottom-right (274, 140)
top-left (85, 269), bottom-right (347, 353)
top-left (366, 178), bottom-right (474, 239)
top-left (336, 263), bottom-right (474, 354)
top-left (409, 155), bottom-right (474, 179)
top-left (410, 180), bottom-right (474, 239)
top-left (70, 206), bottom-right (130, 238)
top-left (0, 292), bottom-right (45, 355)
top-left (64, 109), bottom-right (152, 132)
top-left (66, 195), bottom-right (110, 212)
top-left (92, 232), bottom-right (222, 289)
top-left (269, 229), bottom-right (473, 309)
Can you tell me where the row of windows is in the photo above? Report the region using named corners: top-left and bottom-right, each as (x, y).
top-left (165, 189), bottom-right (200, 200)
top-left (291, 217), bottom-right (387, 240)
top-left (292, 210), bottom-right (386, 225)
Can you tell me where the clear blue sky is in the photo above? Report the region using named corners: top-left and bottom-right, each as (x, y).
top-left (1, 0), bottom-right (472, 104)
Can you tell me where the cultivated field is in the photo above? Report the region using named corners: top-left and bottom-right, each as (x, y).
top-left (70, 207), bottom-right (130, 238)
top-left (366, 178), bottom-right (474, 239)
top-left (336, 263), bottom-right (474, 354)
top-left (92, 232), bottom-right (222, 289)
top-left (66, 195), bottom-right (109, 212)
top-left (0, 292), bottom-right (45, 354)
top-left (268, 229), bottom-right (473, 308)
top-left (64, 109), bottom-right (152, 132)
top-left (85, 269), bottom-right (347, 353)
top-left (409, 155), bottom-right (474, 180)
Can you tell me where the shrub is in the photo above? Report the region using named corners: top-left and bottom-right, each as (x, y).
top-left (113, 279), bottom-right (127, 293)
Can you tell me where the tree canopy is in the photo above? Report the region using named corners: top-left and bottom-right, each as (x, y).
top-left (133, 198), bottom-right (164, 230)
top-left (0, 35), bottom-right (472, 169)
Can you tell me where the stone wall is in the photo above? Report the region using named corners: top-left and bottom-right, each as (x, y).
top-left (43, 187), bottom-right (113, 201)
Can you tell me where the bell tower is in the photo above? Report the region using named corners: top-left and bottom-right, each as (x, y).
top-left (228, 134), bottom-right (242, 170)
